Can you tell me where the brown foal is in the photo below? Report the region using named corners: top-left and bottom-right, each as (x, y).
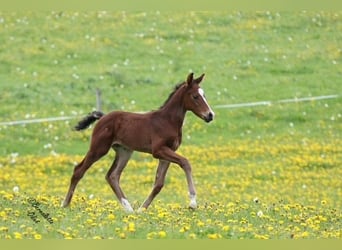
top-left (62, 73), bottom-right (214, 212)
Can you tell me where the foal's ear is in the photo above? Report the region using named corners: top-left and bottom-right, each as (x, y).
top-left (194, 73), bottom-right (205, 84)
top-left (186, 72), bottom-right (194, 85)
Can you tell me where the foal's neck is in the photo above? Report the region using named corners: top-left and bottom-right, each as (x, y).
top-left (159, 87), bottom-right (187, 128)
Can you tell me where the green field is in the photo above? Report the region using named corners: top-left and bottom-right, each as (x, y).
top-left (0, 11), bottom-right (341, 239)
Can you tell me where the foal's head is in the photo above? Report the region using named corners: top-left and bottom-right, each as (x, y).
top-left (182, 73), bottom-right (215, 123)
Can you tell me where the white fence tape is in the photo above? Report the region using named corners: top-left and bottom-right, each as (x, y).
top-left (0, 116), bottom-right (77, 126)
top-left (214, 94), bottom-right (339, 109)
top-left (0, 94), bottom-right (339, 126)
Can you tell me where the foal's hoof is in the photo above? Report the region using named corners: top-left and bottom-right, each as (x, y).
top-left (188, 206), bottom-right (197, 211)
top-left (137, 207), bottom-right (147, 213)
top-left (61, 201), bottom-right (68, 208)
top-left (121, 198), bottom-right (134, 213)
top-left (189, 200), bottom-right (197, 210)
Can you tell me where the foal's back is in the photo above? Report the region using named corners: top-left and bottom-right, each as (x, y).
top-left (91, 110), bottom-right (155, 154)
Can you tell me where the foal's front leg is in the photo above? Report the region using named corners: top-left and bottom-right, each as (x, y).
top-left (152, 146), bottom-right (197, 209)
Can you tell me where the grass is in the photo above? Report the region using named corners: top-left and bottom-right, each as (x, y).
top-left (0, 11), bottom-right (341, 239)
top-left (1, 140), bottom-right (341, 239)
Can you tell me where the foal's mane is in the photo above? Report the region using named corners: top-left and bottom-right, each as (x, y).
top-left (159, 82), bottom-right (186, 109)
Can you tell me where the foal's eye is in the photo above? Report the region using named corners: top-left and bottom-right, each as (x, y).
top-left (193, 95), bottom-right (199, 100)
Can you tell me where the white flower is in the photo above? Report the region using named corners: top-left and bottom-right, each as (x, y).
top-left (257, 210), bottom-right (264, 217)
top-left (13, 186), bottom-right (19, 193)
top-left (253, 197), bottom-right (259, 203)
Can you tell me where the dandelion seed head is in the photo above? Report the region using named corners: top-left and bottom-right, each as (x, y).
top-left (257, 210), bottom-right (264, 217)
top-left (13, 186), bottom-right (19, 193)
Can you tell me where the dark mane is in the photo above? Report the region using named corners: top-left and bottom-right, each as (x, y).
top-left (159, 82), bottom-right (185, 109)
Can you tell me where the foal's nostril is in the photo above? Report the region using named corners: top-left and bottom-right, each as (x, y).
top-left (205, 112), bottom-right (214, 122)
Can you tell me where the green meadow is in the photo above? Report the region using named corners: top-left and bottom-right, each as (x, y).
top-left (0, 11), bottom-right (341, 239)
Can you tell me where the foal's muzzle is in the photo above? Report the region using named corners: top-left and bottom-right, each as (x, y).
top-left (204, 112), bottom-right (214, 123)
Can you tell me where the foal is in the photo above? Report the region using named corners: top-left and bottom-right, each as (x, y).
top-left (62, 73), bottom-right (215, 212)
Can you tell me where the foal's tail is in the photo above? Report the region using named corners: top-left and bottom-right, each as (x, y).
top-left (74, 111), bottom-right (104, 131)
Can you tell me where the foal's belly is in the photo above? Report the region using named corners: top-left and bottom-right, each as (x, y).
top-left (112, 139), bottom-right (152, 154)
top-left (110, 111), bottom-right (153, 153)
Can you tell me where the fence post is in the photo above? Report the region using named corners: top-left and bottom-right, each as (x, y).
top-left (96, 88), bottom-right (102, 111)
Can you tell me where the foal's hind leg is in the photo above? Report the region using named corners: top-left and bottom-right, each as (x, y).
top-left (62, 148), bottom-right (110, 207)
top-left (138, 160), bottom-right (170, 212)
top-left (105, 145), bottom-right (133, 212)
top-left (62, 134), bottom-right (112, 207)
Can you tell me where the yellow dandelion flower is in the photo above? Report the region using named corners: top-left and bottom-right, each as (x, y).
top-left (146, 232), bottom-right (156, 239)
top-left (254, 234), bottom-right (269, 239)
top-left (301, 231), bottom-right (309, 238)
top-left (157, 212), bottom-right (168, 218)
top-left (188, 233), bottom-right (197, 239)
top-left (93, 236), bottom-right (102, 239)
top-left (14, 232), bottom-right (22, 239)
top-left (158, 231), bottom-right (167, 238)
top-left (197, 221), bottom-right (205, 227)
top-left (0, 211), bottom-right (7, 218)
top-left (34, 234), bottom-right (42, 239)
top-left (127, 222), bottom-right (135, 233)
top-left (119, 232), bottom-right (126, 239)
top-left (179, 225), bottom-right (190, 233)
top-left (107, 214), bottom-right (115, 220)
top-left (207, 233), bottom-right (222, 239)
top-left (3, 193), bottom-right (14, 200)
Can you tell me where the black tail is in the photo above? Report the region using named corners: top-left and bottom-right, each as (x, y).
top-left (74, 111), bottom-right (105, 131)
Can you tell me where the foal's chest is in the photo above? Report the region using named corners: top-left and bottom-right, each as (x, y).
top-left (168, 132), bottom-right (182, 151)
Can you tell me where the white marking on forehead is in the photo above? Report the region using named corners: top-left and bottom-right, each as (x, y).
top-left (197, 88), bottom-right (215, 117)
